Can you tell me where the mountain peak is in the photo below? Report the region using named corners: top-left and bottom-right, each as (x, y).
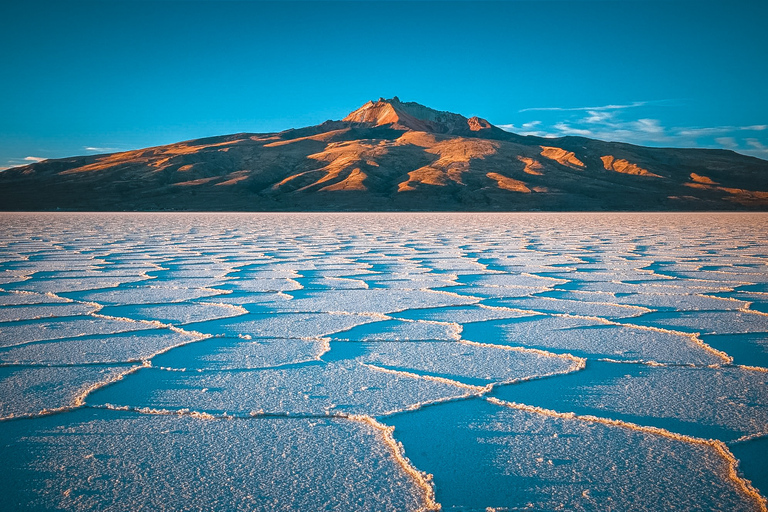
top-left (343, 97), bottom-right (494, 135)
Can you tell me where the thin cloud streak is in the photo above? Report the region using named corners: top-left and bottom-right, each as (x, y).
top-left (85, 146), bottom-right (122, 153)
top-left (519, 101), bottom-right (649, 113)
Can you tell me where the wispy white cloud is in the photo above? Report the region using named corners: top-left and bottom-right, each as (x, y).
top-left (519, 101), bottom-right (649, 113)
top-left (584, 110), bottom-right (614, 124)
top-left (499, 103), bottom-right (768, 160)
top-left (84, 146), bottom-right (121, 153)
top-left (746, 138), bottom-right (768, 152)
top-left (24, 156), bottom-right (46, 162)
top-left (677, 125), bottom-right (768, 138)
top-left (552, 122), bottom-right (594, 137)
top-left (715, 137), bottom-right (738, 149)
top-left (495, 122), bottom-right (552, 137)
top-left (521, 121), bottom-right (541, 130)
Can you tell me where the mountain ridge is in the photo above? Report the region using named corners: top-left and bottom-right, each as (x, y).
top-left (2, 97), bottom-right (767, 211)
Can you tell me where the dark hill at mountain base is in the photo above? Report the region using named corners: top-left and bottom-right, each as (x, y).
top-left (2, 97), bottom-right (767, 211)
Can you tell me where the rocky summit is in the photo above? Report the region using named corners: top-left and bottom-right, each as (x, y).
top-left (2, 97), bottom-right (767, 211)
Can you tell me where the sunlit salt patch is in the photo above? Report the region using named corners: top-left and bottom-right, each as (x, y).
top-left (414, 257), bottom-right (489, 271)
top-left (388, 398), bottom-right (761, 512)
top-left (0, 274), bottom-right (32, 285)
top-left (0, 317), bottom-right (156, 348)
top-left (440, 284), bottom-right (548, 299)
top-left (98, 302), bottom-right (245, 326)
top-left (86, 360), bottom-right (470, 416)
top-left (456, 273), bottom-right (568, 288)
top-left (24, 268), bottom-right (153, 279)
top-left (362, 273), bottom-right (459, 290)
top-left (333, 340), bottom-right (580, 386)
top-left (271, 289), bottom-right (478, 314)
top-left (356, 262), bottom-right (433, 275)
top-left (482, 295), bottom-right (650, 319)
top-left (393, 305), bottom-right (535, 324)
top-left (0, 365), bottom-right (136, 419)
top-left (0, 409), bottom-right (428, 512)
top-left (215, 278), bottom-right (303, 293)
top-left (0, 303), bottom-right (100, 323)
top-left (540, 270), bottom-right (675, 283)
top-left (296, 276), bottom-right (370, 290)
top-left (633, 310), bottom-right (768, 334)
top-left (203, 291), bottom-right (292, 306)
top-left (228, 268), bottom-right (301, 279)
top-left (7, 275), bottom-right (150, 294)
top-left (545, 289), bottom-right (749, 312)
top-left (4, 260), bottom-right (99, 273)
top-left (494, 360), bottom-right (768, 442)
top-left (462, 313), bottom-right (596, 340)
top-left (146, 268), bottom-right (235, 279)
top-left (0, 291), bottom-right (71, 305)
top-left (0, 330), bottom-right (202, 365)
top-left (69, 285), bottom-right (225, 305)
top-left (189, 312), bottom-right (383, 339)
top-left (151, 337), bottom-right (326, 370)
top-left (331, 319), bottom-right (461, 342)
top-left (486, 318), bottom-right (723, 364)
top-left (294, 267), bottom-right (377, 278)
top-left (136, 276), bottom-right (232, 288)
top-left (660, 270), bottom-right (768, 284)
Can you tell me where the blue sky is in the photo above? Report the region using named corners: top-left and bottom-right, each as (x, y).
top-left (1, 0), bottom-right (767, 169)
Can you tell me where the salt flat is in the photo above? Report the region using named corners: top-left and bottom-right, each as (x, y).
top-left (0, 212), bottom-right (767, 511)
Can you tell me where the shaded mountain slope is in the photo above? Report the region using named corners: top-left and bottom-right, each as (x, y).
top-left (2, 97), bottom-right (767, 211)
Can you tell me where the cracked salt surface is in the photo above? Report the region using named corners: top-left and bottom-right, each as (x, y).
top-left (1, 212), bottom-right (767, 511)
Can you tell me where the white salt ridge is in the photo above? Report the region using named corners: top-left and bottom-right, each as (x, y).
top-left (456, 273), bottom-right (567, 288)
top-left (362, 274), bottom-right (459, 290)
top-left (9, 276), bottom-right (150, 294)
top-left (393, 304), bottom-right (536, 324)
top-left (490, 296), bottom-right (652, 318)
top-left (71, 285), bottom-right (226, 305)
top-left (0, 290), bottom-right (71, 305)
top-left (332, 319), bottom-right (461, 342)
top-left (0, 275), bottom-right (29, 285)
top-left (301, 276), bottom-right (370, 290)
top-left (271, 289), bottom-right (478, 314)
top-left (85, 361), bottom-right (473, 416)
top-left (637, 310), bottom-right (768, 334)
top-left (206, 291), bottom-right (293, 305)
top-left (0, 365), bottom-right (139, 419)
top-left (232, 269), bottom-right (302, 279)
top-left (573, 280), bottom-right (736, 294)
top-left (454, 287), bottom-right (558, 300)
top-left (0, 409), bottom-right (429, 511)
top-left (191, 312), bottom-right (383, 339)
top-left (0, 303), bottom-right (100, 323)
top-left (342, 340), bottom-right (581, 386)
top-left (98, 302), bottom-right (246, 325)
top-left (0, 330), bottom-right (203, 365)
top-left (0, 316), bottom-right (157, 348)
top-left (219, 278), bottom-right (303, 293)
top-left (151, 337), bottom-right (327, 370)
top-left (465, 316), bottom-right (725, 365)
top-left (541, 270), bottom-right (676, 283)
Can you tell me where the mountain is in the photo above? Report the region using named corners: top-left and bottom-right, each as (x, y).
top-left (2, 97), bottom-right (767, 211)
